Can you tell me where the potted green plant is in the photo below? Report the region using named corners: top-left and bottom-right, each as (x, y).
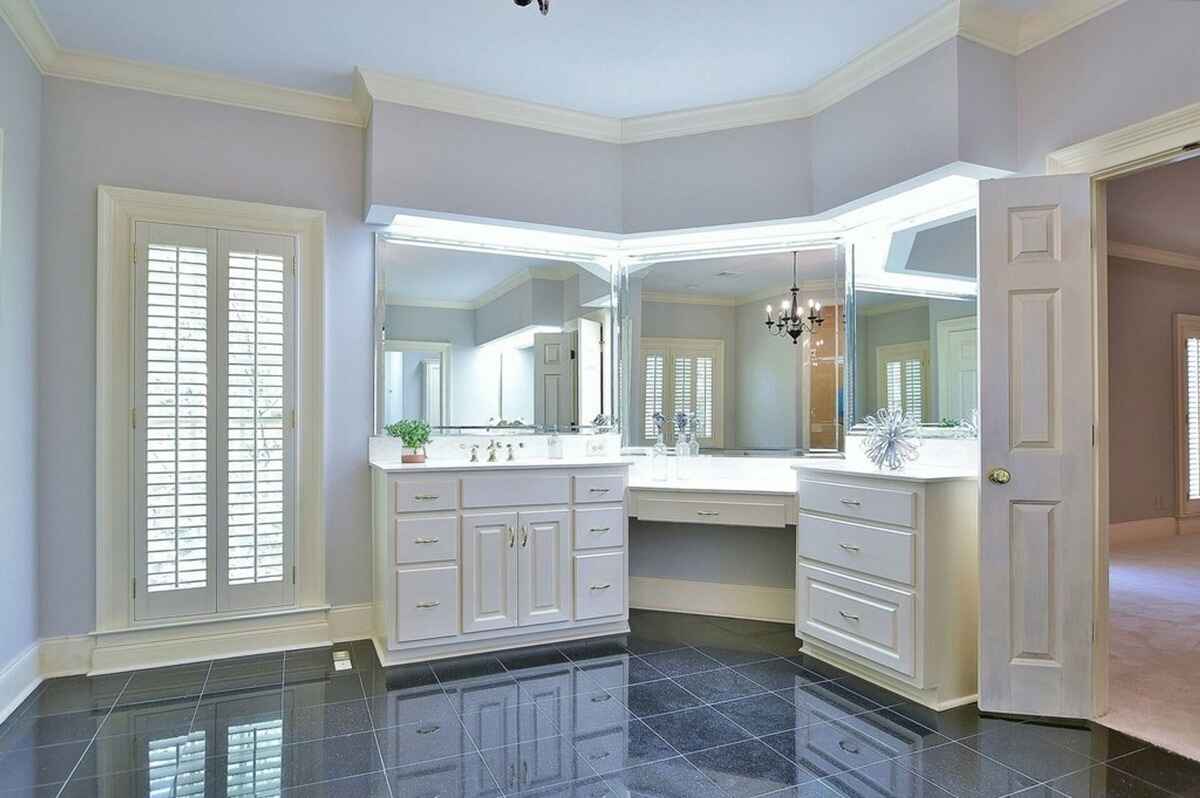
top-left (385, 418), bottom-right (432, 464)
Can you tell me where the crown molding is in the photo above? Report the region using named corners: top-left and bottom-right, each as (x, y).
top-left (357, 68), bottom-right (623, 143)
top-left (1108, 241), bottom-right (1200, 272)
top-left (389, 265), bottom-right (576, 311)
top-left (1046, 100), bottom-right (1200, 175)
top-left (4, 0), bottom-right (1130, 140)
top-left (642, 291), bottom-right (737, 307)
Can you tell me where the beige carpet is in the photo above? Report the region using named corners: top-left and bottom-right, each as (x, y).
top-left (1102, 534), bottom-right (1200, 759)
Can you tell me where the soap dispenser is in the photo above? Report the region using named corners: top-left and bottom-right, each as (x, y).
top-left (547, 428), bottom-right (564, 459)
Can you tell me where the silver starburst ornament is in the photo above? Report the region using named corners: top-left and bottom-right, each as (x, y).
top-left (862, 409), bottom-right (921, 471)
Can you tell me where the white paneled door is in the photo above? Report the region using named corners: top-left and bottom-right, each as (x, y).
top-left (978, 174), bottom-right (1096, 718)
top-left (133, 222), bottom-right (296, 621)
top-left (462, 512), bottom-right (519, 633)
top-left (518, 510), bottom-right (571, 626)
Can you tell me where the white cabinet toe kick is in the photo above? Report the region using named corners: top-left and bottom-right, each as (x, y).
top-left (371, 463), bottom-right (631, 665)
top-left (794, 469), bottom-right (980, 711)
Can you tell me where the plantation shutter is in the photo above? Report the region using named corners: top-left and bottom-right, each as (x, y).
top-left (1178, 316), bottom-right (1200, 516)
top-left (1189, 337), bottom-right (1200, 502)
top-left (642, 349), bottom-right (665, 443)
top-left (133, 223), bottom-right (295, 621)
top-left (641, 338), bottom-right (724, 447)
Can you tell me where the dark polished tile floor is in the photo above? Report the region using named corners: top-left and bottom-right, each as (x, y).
top-left (0, 611), bottom-right (1188, 798)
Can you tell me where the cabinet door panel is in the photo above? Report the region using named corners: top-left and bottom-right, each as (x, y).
top-left (462, 511), bottom-right (518, 633)
top-left (518, 509), bottom-right (571, 627)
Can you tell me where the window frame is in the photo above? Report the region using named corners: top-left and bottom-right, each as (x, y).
top-left (1175, 314), bottom-right (1200, 518)
top-left (640, 336), bottom-right (725, 448)
top-left (97, 186), bottom-right (325, 633)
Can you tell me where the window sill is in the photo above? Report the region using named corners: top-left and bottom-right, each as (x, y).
top-left (96, 604), bottom-right (333, 639)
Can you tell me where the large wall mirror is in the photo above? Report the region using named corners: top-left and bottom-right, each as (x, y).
top-left (624, 243), bottom-right (849, 455)
top-left (848, 212), bottom-right (978, 435)
top-left (374, 234), bottom-right (618, 437)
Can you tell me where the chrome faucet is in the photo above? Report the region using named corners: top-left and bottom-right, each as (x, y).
top-left (487, 440), bottom-right (500, 463)
top-left (469, 444), bottom-right (480, 463)
top-left (506, 443), bottom-right (516, 462)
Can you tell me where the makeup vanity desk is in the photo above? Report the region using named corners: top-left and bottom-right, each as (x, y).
top-left (627, 455), bottom-right (980, 710)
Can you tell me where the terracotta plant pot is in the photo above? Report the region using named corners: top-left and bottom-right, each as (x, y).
top-left (401, 450), bottom-right (427, 464)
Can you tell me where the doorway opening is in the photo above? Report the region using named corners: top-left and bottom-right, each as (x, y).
top-left (1102, 154), bottom-right (1200, 758)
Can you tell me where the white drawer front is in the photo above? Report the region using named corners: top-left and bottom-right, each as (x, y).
top-left (796, 564), bottom-right (915, 677)
top-left (574, 506), bottom-right (625, 551)
top-left (393, 479), bottom-right (458, 513)
top-left (797, 479), bottom-right (916, 528)
top-left (395, 565), bottom-right (459, 643)
top-left (797, 514), bottom-right (915, 585)
top-left (636, 495), bottom-right (788, 528)
top-left (574, 473), bottom-right (626, 504)
top-left (462, 475), bottom-right (570, 508)
top-left (394, 515), bottom-right (459, 565)
top-left (574, 552), bottom-right (625, 621)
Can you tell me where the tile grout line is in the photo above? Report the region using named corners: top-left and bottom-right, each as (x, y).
top-left (53, 672), bottom-right (135, 798)
top-left (357, 669), bottom-right (397, 798)
top-left (187, 659), bottom-right (215, 732)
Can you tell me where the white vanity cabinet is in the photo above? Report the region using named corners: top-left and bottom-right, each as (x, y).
top-left (794, 465), bottom-right (979, 710)
top-left (371, 460), bottom-right (631, 665)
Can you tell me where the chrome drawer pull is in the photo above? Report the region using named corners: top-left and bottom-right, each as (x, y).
top-left (588, 487), bottom-right (611, 494)
top-left (521, 526), bottom-right (529, 547)
top-left (838, 739), bottom-right (861, 755)
top-left (590, 583), bottom-right (612, 591)
top-left (415, 724), bottom-right (441, 735)
top-left (838, 610), bottom-right (860, 622)
top-left (838, 543), bottom-right (861, 552)
top-left (414, 494), bottom-right (439, 501)
top-left (839, 498), bottom-right (862, 507)
top-left (697, 511), bottom-right (720, 517)
top-left (507, 527), bottom-right (515, 547)
top-left (589, 527), bottom-right (611, 533)
top-left (413, 537), bottom-right (441, 545)
top-left (590, 694), bottom-right (611, 703)
top-left (415, 601), bottom-right (441, 609)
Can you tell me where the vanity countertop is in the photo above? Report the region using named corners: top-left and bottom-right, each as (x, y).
top-left (370, 456), bottom-right (635, 473)
top-left (628, 457), bottom-right (803, 495)
top-left (792, 459), bottom-right (977, 483)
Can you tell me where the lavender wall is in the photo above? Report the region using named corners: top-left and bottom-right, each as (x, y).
top-left (38, 78), bottom-right (374, 638)
top-left (1016, 0), bottom-right (1200, 174)
top-left (0, 21), bottom-right (42, 665)
top-left (1107, 156), bottom-right (1200, 257)
top-left (367, 101), bottom-right (623, 232)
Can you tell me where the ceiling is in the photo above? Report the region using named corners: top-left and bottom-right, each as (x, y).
top-left (641, 249), bottom-right (839, 302)
top-left (32, 0), bottom-right (989, 118)
top-left (379, 243), bottom-right (571, 305)
top-left (1107, 155), bottom-right (1200, 259)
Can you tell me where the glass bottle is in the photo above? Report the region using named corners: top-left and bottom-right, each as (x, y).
top-left (673, 411), bottom-right (691, 480)
top-left (651, 430), bottom-right (669, 481)
top-left (688, 418), bottom-right (701, 458)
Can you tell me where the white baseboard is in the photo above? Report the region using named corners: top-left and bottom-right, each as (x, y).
top-left (0, 643), bottom-right (41, 726)
top-left (1110, 516), bottom-right (1179, 546)
top-left (631, 576), bottom-right (794, 624)
top-left (329, 603), bottom-right (374, 642)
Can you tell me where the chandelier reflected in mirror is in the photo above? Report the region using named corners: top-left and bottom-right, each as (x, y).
top-left (513, 0), bottom-right (550, 15)
top-left (764, 251), bottom-right (824, 344)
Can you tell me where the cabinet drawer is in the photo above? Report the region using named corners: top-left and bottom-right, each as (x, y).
top-left (574, 552), bottom-right (625, 621)
top-left (394, 565), bottom-right (459, 643)
top-left (574, 473), bottom-right (626, 504)
top-left (796, 564), bottom-right (915, 677)
top-left (636, 495), bottom-right (788, 528)
top-left (797, 479), bottom-right (916, 528)
top-left (574, 506), bottom-right (625, 550)
top-left (462, 475), bottom-right (569, 508)
top-left (393, 479), bottom-right (458, 513)
top-left (394, 515), bottom-right (459, 564)
top-left (797, 514), bottom-right (915, 585)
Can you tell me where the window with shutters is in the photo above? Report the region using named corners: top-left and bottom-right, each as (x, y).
top-left (641, 338), bottom-right (724, 447)
top-left (133, 222), bottom-right (296, 621)
top-left (1176, 315), bottom-right (1200, 516)
top-left (876, 341), bottom-right (929, 423)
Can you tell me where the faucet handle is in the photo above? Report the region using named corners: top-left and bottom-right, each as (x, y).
top-left (469, 444), bottom-right (480, 463)
top-left (506, 443), bottom-right (515, 462)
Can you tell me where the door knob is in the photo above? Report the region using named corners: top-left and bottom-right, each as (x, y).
top-left (987, 467), bottom-right (1012, 485)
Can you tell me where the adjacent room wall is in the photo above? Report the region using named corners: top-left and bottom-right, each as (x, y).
top-left (38, 77), bottom-right (373, 638)
top-left (0, 20), bottom-right (42, 669)
top-left (1107, 257), bottom-right (1200, 524)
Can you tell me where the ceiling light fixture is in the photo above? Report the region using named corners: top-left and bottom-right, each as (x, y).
top-left (765, 251), bottom-right (824, 345)
top-left (513, 0), bottom-right (550, 15)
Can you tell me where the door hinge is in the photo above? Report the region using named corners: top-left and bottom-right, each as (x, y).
top-left (1092, 424), bottom-right (1096, 447)
top-left (131, 577), bottom-right (137, 598)
top-left (291, 256), bottom-right (297, 276)
top-left (292, 566), bottom-right (297, 585)
top-left (289, 409), bottom-right (297, 430)
top-left (131, 407), bottom-right (137, 429)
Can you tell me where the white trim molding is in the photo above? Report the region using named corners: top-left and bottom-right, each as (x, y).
top-left (630, 576), bottom-right (795, 624)
top-left (0, 643), bottom-right (40, 726)
top-left (96, 186), bottom-right (326, 635)
top-left (5, 0), bottom-right (1130, 141)
top-left (1046, 101), bottom-right (1200, 176)
top-left (1108, 241), bottom-right (1200, 272)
